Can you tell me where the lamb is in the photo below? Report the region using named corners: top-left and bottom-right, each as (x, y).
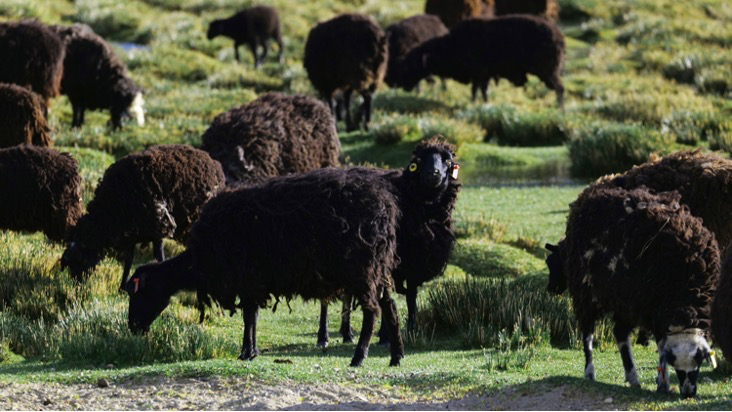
top-left (424, 0), bottom-right (482, 29)
top-left (207, 6), bottom-right (283, 68)
top-left (545, 186), bottom-right (719, 398)
top-left (125, 167), bottom-right (405, 367)
top-left (712, 249), bottom-right (732, 366)
top-left (0, 145), bottom-right (82, 242)
top-left (398, 15), bottom-right (565, 107)
top-left (0, 83), bottom-right (52, 148)
top-left (600, 150), bottom-right (732, 251)
top-left (50, 24), bottom-right (144, 129)
top-left (200, 93), bottom-right (340, 186)
top-left (304, 13), bottom-right (388, 131)
top-left (493, 0), bottom-right (559, 21)
top-left (317, 138), bottom-right (461, 347)
top-left (384, 15), bottom-right (448, 89)
top-left (61, 144), bottom-right (225, 290)
top-left (0, 20), bottom-right (65, 108)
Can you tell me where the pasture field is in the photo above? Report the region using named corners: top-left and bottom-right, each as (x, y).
top-left (1, 0), bottom-right (732, 409)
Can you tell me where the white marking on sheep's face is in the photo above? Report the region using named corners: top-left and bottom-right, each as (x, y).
top-left (129, 92), bottom-right (145, 126)
top-left (660, 330), bottom-right (711, 398)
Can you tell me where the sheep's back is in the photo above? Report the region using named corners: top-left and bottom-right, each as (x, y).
top-left (304, 14), bottom-right (388, 97)
top-left (187, 167), bottom-right (398, 313)
top-left (494, 0), bottom-right (559, 21)
top-left (0, 83), bottom-right (51, 148)
top-left (425, 0), bottom-right (482, 28)
top-left (0, 21), bottom-right (65, 101)
top-left (0, 145), bottom-right (82, 242)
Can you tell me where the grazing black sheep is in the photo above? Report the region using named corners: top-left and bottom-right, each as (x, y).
top-left (61, 145), bottom-right (225, 290)
top-left (601, 150), bottom-right (732, 251)
top-left (0, 145), bottom-right (82, 242)
top-left (50, 24), bottom-right (144, 129)
top-left (399, 15), bottom-right (565, 106)
top-left (304, 13), bottom-right (388, 131)
top-left (0, 83), bottom-right (51, 148)
top-left (384, 15), bottom-right (448, 89)
top-left (712, 248), bottom-right (732, 367)
top-left (546, 186), bottom-right (719, 398)
top-left (207, 6), bottom-right (283, 68)
top-left (317, 138), bottom-right (461, 347)
top-left (0, 20), bottom-right (65, 108)
top-left (425, 0), bottom-right (482, 28)
top-left (125, 167), bottom-right (405, 367)
top-left (200, 93), bottom-right (340, 186)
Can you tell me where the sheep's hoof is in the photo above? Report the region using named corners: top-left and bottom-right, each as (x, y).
top-left (584, 364), bottom-right (596, 381)
top-left (389, 357), bottom-right (401, 367)
top-left (376, 338), bottom-right (390, 347)
top-left (238, 349), bottom-right (259, 361)
top-left (656, 384), bottom-right (670, 394)
top-left (350, 358), bottom-right (364, 367)
top-left (317, 341), bottom-right (328, 349)
top-left (342, 336), bottom-right (354, 344)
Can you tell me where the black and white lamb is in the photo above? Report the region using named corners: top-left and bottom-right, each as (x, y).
top-left (200, 93), bottom-right (340, 186)
top-left (0, 145), bottom-right (82, 242)
top-left (207, 5), bottom-right (283, 67)
top-left (317, 138), bottom-right (461, 347)
top-left (125, 167), bottom-right (405, 367)
top-left (304, 13), bottom-right (388, 131)
top-left (0, 20), bottom-right (65, 108)
top-left (384, 15), bottom-right (448, 89)
top-left (399, 15), bottom-right (565, 106)
top-left (50, 24), bottom-right (144, 129)
top-left (0, 83), bottom-right (51, 148)
top-left (61, 145), bottom-right (225, 290)
top-left (545, 186), bottom-right (719, 398)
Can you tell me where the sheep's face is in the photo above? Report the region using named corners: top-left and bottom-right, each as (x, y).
top-left (61, 241), bottom-right (101, 281)
top-left (658, 331), bottom-right (715, 398)
top-left (545, 243), bottom-right (566, 294)
top-left (206, 21), bottom-right (221, 40)
top-left (126, 267), bottom-right (171, 334)
top-left (406, 147), bottom-right (456, 195)
top-left (400, 50), bottom-right (431, 91)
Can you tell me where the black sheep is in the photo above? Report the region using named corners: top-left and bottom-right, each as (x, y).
top-left (200, 93), bottom-right (340, 186)
top-left (304, 13), bottom-right (388, 132)
top-left (207, 6), bottom-right (283, 68)
top-left (0, 145), bottom-right (82, 242)
top-left (317, 138), bottom-right (461, 347)
top-left (493, 0), bottom-right (559, 21)
top-left (61, 145), bottom-right (225, 290)
top-left (125, 167), bottom-right (405, 367)
top-left (399, 15), bottom-right (565, 106)
top-left (0, 83), bottom-right (51, 148)
top-left (384, 15), bottom-right (448, 89)
top-left (0, 20), bottom-right (65, 108)
top-left (50, 24), bottom-right (144, 129)
top-left (425, 0), bottom-right (482, 29)
top-left (546, 186), bottom-right (719, 398)
top-left (712, 248), bottom-right (732, 367)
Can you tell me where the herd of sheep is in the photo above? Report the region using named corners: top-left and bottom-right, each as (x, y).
top-left (0, 0), bottom-right (730, 400)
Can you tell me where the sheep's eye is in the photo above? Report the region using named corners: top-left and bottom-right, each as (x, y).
top-left (409, 163), bottom-right (418, 172)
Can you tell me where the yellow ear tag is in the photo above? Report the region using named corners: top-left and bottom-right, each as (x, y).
top-left (409, 163), bottom-right (418, 172)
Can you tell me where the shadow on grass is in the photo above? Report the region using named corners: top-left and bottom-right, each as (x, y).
top-left (373, 94), bottom-right (450, 114)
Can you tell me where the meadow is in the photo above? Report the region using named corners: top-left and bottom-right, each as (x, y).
top-left (1, 0), bottom-right (731, 409)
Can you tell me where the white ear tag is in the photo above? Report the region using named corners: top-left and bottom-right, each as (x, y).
top-left (709, 350), bottom-right (718, 369)
top-left (451, 163), bottom-right (460, 179)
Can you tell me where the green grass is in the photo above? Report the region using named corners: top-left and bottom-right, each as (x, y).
top-left (2, 0), bottom-right (732, 408)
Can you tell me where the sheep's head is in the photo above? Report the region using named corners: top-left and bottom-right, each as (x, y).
top-left (110, 80), bottom-right (145, 129)
top-left (405, 137), bottom-right (458, 195)
top-left (545, 242), bottom-right (566, 294)
top-left (61, 241), bottom-right (102, 281)
top-left (657, 329), bottom-right (716, 398)
top-left (206, 20), bottom-right (222, 40)
top-left (126, 263), bottom-right (172, 335)
top-left (399, 46), bottom-right (433, 91)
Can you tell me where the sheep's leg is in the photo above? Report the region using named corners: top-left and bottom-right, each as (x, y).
top-left (152, 239), bottom-right (165, 262)
top-left (260, 38), bottom-right (269, 62)
top-left (440, 77), bottom-right (447, 91)
top-left (71, 104), bottom-right (84, 128)
top-left (613, 320), bottom-right (640, 387)
top-left (249, 40), bottom-right (260, 68)
top-left (118, 245), bottom-right (136, 292)
top-left (379, 289), bottom-right (404, 367)
top-left (233, 41), bottom-right (241, 62)
top-left (406, 287), bottom-right (418, 333)
top-left (350, 302), bottom-right (376, 367)
top-left (275, 32), bottom-right (284, 63)
top-left (339, 294), bottom-right (354, 343)
top-left (656, 338), bottom-right (670, 394)
top-left (542, 73), bottom-right (565, 109)
top-left (582, 326), bottom-right (596, 381)
top-left (480, 82), bottom-right (489, 102)
top-left (343, 89), bottom-right (355, 132)
top-left (317, 299), bottom-right (329, 348)
top-left (239, 303), bottom-right (260, 360)
top-left (471, 82), bottom-right (478, 102)
top-left (360, 91), bottom-right (372, 132)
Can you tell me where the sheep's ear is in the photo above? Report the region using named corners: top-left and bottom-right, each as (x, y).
top-left (545, 243), bottom-right (558, 252)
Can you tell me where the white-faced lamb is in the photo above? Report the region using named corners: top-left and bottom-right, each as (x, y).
top-left (207, 6), bottom-right (283, 68)
top-left (200, 93), bottom-right (340, 186)
top-left (0, 83), bottom-right (51, 148)
top-left (0, 145), bottom-right (82, 242)
top-left (0, 20), bottom-right (65, 108)
top-left (61, 144), bottom-right (225, 290)
top-left (125, 167), bottom-right (405, 367)
top-left (398, 15), bottom-right (565, 106)
top-left (304, 13), bottom-right (388, 131)
top-left (317, 138), bottom-right (461, 347)
top-left (545, 185), bottom-right (719, 398)
top-left (50, 24), bottom-right (144, 129)
top-left (384, 15), bottom-right (448, 89)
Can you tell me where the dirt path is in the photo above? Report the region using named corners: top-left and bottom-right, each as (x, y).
top-left (0, 377), bottom-right (618, 410)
